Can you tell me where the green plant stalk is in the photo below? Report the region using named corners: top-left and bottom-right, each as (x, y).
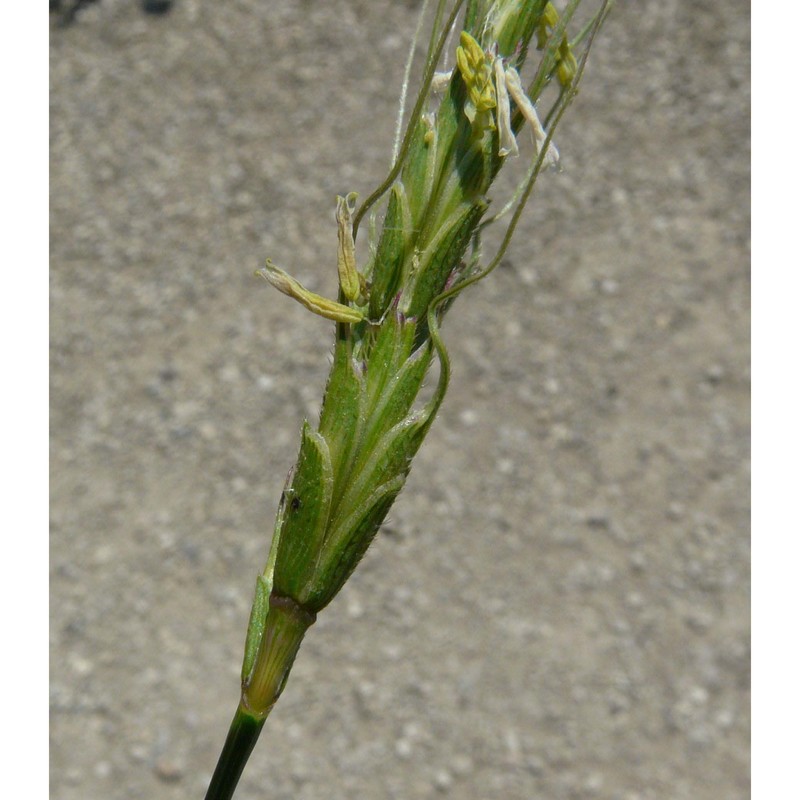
top-left (203, 708), bottom-right (264, 800)
top-left (205, 2), bottom-right (610, 797)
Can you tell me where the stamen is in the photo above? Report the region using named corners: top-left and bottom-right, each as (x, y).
top-left (335, 192), bottom-right (362, 303)
top-left (503, 67), bottom-right (559, 168)
top-left (494, 59), bottom-right (518, 158)
top-left (257, 260), bottom-right (364, 324)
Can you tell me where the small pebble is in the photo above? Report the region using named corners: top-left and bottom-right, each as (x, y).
top-left (705, 363), bottom-right (725, 384)
top-left (450, 754), bottom-right (473, 776)
top-left (629, 551), bottom-right (646, 571)
top-left (347, 595), bottom-right (364, 619)
top-left (666, 502), bottom-right (685, 520)
top-left (459, 408), bottom-right (479, 427)
top-left (198, 420), bottom-right (218, 440)
top-left (715, 708), bottom-right (735, 730)
top-left (585, 512), bottom-right (609, 529)
top-left (395, 739), bottom-right (412, 760)
top-left (257, 374), bottom-right (276, 391)
top-left (433, 769), bottom-right (453, 792)
top-left (600, 278), bottom-right (619, 295)
top-left (69, 654), bottom-right (94, 677)
top-left (143, 1), bottom-right (174, 17)
top-left (584, 772), bottom-right (605, 793)
top-left (625, 591), bottom-right (644, 609)
top-left (94, 761), bottom-right (112, 779)
top-left (544, 377), bottom-right (560, 395)
top-left (496, 457), bottom-right (515, 475)
top-left (129, 744), bottom-right (148, 762)
top-left (65, 767), bottom-right (82, 786)
top-left (154, 758), bottom-right (184, 783)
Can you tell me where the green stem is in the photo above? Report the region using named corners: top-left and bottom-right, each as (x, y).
top-left (243, 594), bottom-right (316, 715)
top-left (205, 595), bottom-right (315, 799)
top-left (204, 706), bottom-right (266, 800)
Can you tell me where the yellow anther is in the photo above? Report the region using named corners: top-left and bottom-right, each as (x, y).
top-left (422, 112), bottom-right (436, 145)
top-left (456, 31), bottom-right (496, 135)
top-left (455, 42), bottom-right (472, 82)
top-left (458, 31), bottom-right (485, 73)
top-left (257, 260), bottom-right (364, 324)
top-left (478, 83), bottom-right (496, 111)
top-left (556, 44), bottom-right (578, 87)
top-left (537, 2), bottom-right (560, 50)
top-left (536, 2), bottom-right (578, 88)
top-left (335, 192), bottom-right (362, 303)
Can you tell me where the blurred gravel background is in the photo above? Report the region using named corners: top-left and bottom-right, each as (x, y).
top-left (50, 1), bottom-right (750, 798)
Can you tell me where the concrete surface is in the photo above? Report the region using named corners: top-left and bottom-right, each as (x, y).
top-left (50, 1), bottom-right (750, 798)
